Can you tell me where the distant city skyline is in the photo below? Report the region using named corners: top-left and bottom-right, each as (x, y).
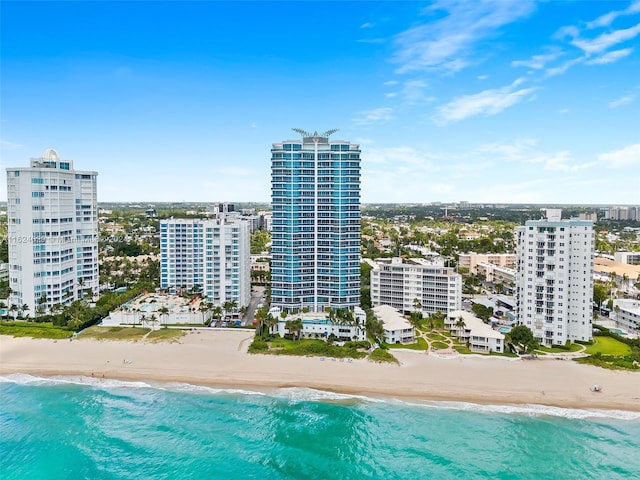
top-left (2, 1), bottom-right (639, 204)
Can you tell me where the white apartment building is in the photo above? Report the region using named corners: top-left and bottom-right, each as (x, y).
top-left (6, 149), bottom-right (98, 314)
top-left (372, 304), bottom-right (415, 344)
top-left (270, 307), bottom-right (367, 341)
top-left (160, 216), bottom-right (251, 309)
top-left (445, 310), bottom-right (505, 353)
top-left (458, 252), bottom-right (516, 274)
top-left (515, 209), bottom-right (594, 346)
top-left (614, 251), bottom-right (640, 265)
top-left (370, 257), bottom-right (462, 316)
top-left (612, 299), bottom-right (640, 334)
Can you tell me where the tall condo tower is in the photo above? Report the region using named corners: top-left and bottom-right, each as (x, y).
top-left (270, 129), bottom-right (361, 313)
top-left (6, 149), bottom-right (98, 314)
top-left (160, 215), bottom-right (251, 309)
top-left (515, 209), bottom-right (594, 345)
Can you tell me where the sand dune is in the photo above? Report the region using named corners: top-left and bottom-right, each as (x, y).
top-left (1, 330), bottom-right (638, 411)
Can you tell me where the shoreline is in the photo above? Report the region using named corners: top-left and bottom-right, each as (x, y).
top-left (2, 331), bottom-right (639, 413)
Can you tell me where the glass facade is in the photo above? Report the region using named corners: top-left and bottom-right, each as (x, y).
top-left (270, 133), bottom-right (361, 313)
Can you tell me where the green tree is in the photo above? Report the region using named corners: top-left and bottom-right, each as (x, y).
top-left (508, 325), bottom-right (537, 353)
top-left (471, 303), bottom-right (493, 323)
top-left (593, 284), bottom-right (609, 314)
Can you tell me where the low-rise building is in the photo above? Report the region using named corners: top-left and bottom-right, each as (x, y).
top-left (458, 252), bottom-right (516, 274)
top-left (104, 293), bottom-right (211, 327)
top-left (370, 257), bottom-right (462, 316)
top-left (476, 262), bottom-right (516, 286)
top-left (614, 251), bottom-right (640, 266)
top-left (269, 306), bottom-right (367, 341)
top-left (373, 304), bottom-right (415, 344)
top-left (612, 299), bottom-right (640, 335)
top-left (445, 310), bottom-right (505, 353)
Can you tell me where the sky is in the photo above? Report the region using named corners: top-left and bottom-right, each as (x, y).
top-left (1, 0), bottom-right (639, 204)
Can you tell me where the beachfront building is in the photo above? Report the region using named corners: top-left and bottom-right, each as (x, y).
top-left (445, 310), bottom-right (505, 353)
top-left (515, 209), bottom-right (594, 346)
top-left (6, 149), bottom-right (98, 314)
top-left (104, 293), bottom-right (211, 327)
top-left (458, 252), bottom-right (516, 274)
top-left (270, 129), bottom-right (360, 313)
top-left (370, 257), bottom-right (462, 316)
top-left (612, 299), bottom-right (640, 335)
top-left (160, 215), bottom-right (251, 309)
top-left (372, 304), bottom-right (415, 344)
top-left (269, 306), bottom-right (367, 341)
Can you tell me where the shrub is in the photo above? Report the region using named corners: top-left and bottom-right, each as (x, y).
top-left (248, 339), bottom-right (269, 353)
top-left (368, 348), bottom-right (399, 364)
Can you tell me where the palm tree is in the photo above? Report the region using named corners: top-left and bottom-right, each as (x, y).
top-left (255, 306), bottom-right (268, 337)
top-left (286, 318), bottom-right (303, 341)
top-left (21, 304), bottom-right (30, 320)
top-left (455, 316), bottom-right (466, 337)
top-left (413, 297), bottom-right (422, 315)
top-left (211, 305), bottom-right (223, 326)
top-left (158, 306), bottom-right (170, 328)
top-left (199, 301), bottom-right (210, 325)
top-left (10, 304), bottom-right (18, 321)
top-left (264, 313), bottom-right (279, 336)
top-left (150, 314), bottom-right (158, 329)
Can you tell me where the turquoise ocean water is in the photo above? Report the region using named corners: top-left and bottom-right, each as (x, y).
top-left (2, 374), bottom-right (640, 480)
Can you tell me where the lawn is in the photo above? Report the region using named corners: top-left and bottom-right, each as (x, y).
top-left (536, 343), bottom-right (584, 354)
top-left (585, 336), bottom-right (632, 356)
top-left (79, 326), bottom-right (150, 341)
top-left (0, 321), bottom-right (72, 339)
top-left (453, 345), bottom-right (472, 354)
top-left (426, 332), bottom-right (447, 341)
top-left (388, 337), bottom-right (428, 350)
top-left (431, 341), bottom-right (450, 350)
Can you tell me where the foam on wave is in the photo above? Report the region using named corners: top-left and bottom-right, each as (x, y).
top-left (3, 374), bottom-right (638, 420)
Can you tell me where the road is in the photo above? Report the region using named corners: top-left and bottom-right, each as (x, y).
top-left (242, 286), bottom-right (265, 326)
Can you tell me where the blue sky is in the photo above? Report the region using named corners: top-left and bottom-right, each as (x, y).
top-left (1, 0), bottom-right (639, 204)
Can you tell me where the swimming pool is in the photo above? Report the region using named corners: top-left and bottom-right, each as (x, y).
top-left (139, 304), bottom-right (157, 313)
top-left (610, 328), bottom-right (627, 336)
top-left (498, 327), bottom-right (511, 334)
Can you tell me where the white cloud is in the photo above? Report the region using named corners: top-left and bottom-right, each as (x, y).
top-left (572, 23), bottom-right (640, 55)
top-left (598, 143), bottom-right (640, 168)
top-left (383, 80), bottom-right (398, 86)
top-left (392, 0), bottom-right (536, 73)
top-left (558, 108), bottom-right (570, 114)
top-left (545, 56), bottom-right (585, 77)
top-left (512, 52), bottom-right (562, 69)
top-left (363, 146), bottom-right (438, 169)
top-left (360, 22), bottom-right (374, 29)
top-left (385, 92), bottom-right (398, 98)
top-left (585, 47), bottom-right (633, 65)
top-left (434, 79), bottom-right (538, 125)
top-left (477, 74), bottom-right (489, 80)
top-left (608, 94), bottom-right (635, 108)
top-left (0, 139), bottom-right (23, 149)
top-left (476, 139), bottom-right (595, 172)
top-left (586, 0), bottom-right (640, 29)
top-left (352, 107), bottom-right (395, 125)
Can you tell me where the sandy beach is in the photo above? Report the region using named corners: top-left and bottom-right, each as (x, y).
top-left (1, 330), bottom-right (639, 411)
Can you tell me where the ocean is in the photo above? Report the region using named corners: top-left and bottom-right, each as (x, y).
top-left (1, 374), bottom-right (639, 480)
